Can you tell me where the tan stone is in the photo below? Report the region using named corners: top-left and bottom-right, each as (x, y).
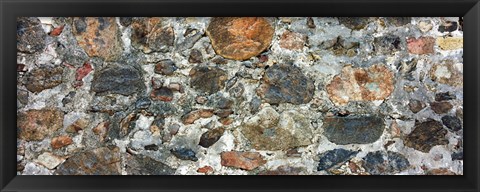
top-left (436, 37), bottom-right (463, 50)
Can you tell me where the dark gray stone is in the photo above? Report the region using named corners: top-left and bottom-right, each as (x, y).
top-left (404, 119), bottom-right (448, 153)
top-left (373, 34), bottom-right (402, 53)
top-left (154, 59), bottom-right (177, 75)
top-left (125, 155), bottom-right (175, 175)
top-left (317, 149), bottom-right (358, 171)
top-left (408, 99), bottom-right (425, 113)
top-left (438, 21), bottom-right (458, 32)
top-left (199, 128), bottom-right (225, 148)
top-left (338, 17), bottom-right (370, 30)
top-left (363, 151), bottom-right (410, 175)
top-left (171, 148), bottom-right (198, 161)
top-left (190, 65), bottom-right (228, 95)
top-left (435, 92), bottom-right (456, 101)
top-left (135, 97), bottom-right (151, 109)
top-left (322, 115), bottom-right (385, 145)
top-left (91, 64), bottom-right (145, 96)
top-left (17, 17), bottom-right (47, 53)
top-left (441, 115), bottom-right (462, 131)
top-left (188, 49), bottom-right (203, 63)
top-left (383, 17), bottom-right (411, 27)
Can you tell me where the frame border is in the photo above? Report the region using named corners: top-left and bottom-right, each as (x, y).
top-left (1, 0), bottom-right (479, 191)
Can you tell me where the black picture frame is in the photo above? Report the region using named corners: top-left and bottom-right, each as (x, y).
top-left (1, 0), bottom-right (479, 191)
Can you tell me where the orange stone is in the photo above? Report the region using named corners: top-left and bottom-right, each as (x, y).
top-left (51, 135), bottom-right (73, 149)
top-left (220, 151), bottom-right (266, 170)
top-left (326, 64), bottom-right (394, 106)
top-left (206, 17), bottom-right (274, 60)
top-left (197, 166), bottom-right (214, 174)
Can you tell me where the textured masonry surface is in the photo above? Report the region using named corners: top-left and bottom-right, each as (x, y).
top-left (17, 17), bottom-right (463, 175)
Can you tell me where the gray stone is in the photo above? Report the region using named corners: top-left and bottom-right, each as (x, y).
top-left (17, 17), bottom-right (46, 53)
top-left (363, 151), bottom-right (410, 175)
top-left (441, 115), bottom-right (462, 131)
top-left (317, 149), bottom-right (359, 171)
top-left (125, 155), bottom-right (175, 175)
top-left (24, 65), bottom-right (64, 93)
top-left (91, 64), bottom-right (145, 96)
top-left (55, 147), bottom-right (121, 175)
top-left (190, 65), bottom-right (228, 95)
top-left (322, 115), bottom-right (385, 145)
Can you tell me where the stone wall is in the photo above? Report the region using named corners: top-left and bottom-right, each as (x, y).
top-left (17, 17), bottom-right (463, 175)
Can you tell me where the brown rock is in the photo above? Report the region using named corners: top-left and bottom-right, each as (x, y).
top-left (72, 17), bottom-right (123, 61)
top-left (426, 168), bottom-right (456, 175)
top-left (326, 64), bottom-right (394, 106)
top-left (279, 30), bottom-right (306, 50)
top-left (408, 99), bottom-right (426, 113)
top-left (404, 119), bottom-right (448, 153)
top-left (199, 128), bottom-right (225, 148)
top-left (24, 65), bottom-right (64, 93)
top-left (131, 17), bottom-right (174, 53)
top-left (182, 109), bottom-right (214, 125)
top-left (430, 101), bottom-right (453, 114)
top-left (65, 118), bottom-right (88, 133)
top-left (190, 65), bottom-right (228, 94)
top-left (258, 165), bottom-right (303, 175)
top-left (150, 87), bottom-right (174, 102)
top-left (17, 108), bottom-right (64, 141)
top-left (407, 36), bottom-right (435, 54)
top-left (55, 147), bottom-right (121, 175)
top-left (188, 49), bottom-right (203, 63)
top-left (92, 121), bottom-right (110, 142)
top-left (51, 135), bottom-right (73, 149)
top-left (219, 118), bottom-right (234, 125)
top-left (220, 151), bottom-right (266, 170)
top-left (206, 17), bottom-right (274, 60)
top-left (429, 61), bottom-right (463, 87)
top-left (120, 113), bottom-right (138, 137)
top-left (214, 109), bottom-right (234, 118)
top-left (197, 166), bottom-right (214, 174)
top-left (17, 17), bottom-right (47, 53)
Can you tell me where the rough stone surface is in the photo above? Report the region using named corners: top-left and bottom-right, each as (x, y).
top-left (125, 154), bottom-right (175, 175)
top-left (189, 65), bottom-right (228, 94)
top-left (338, 17), bottom-right (370, 30)
top-left (206, 17), bottom-right (274, 60)
top-left (131, 17), bottom-right (174, 53)
top-left (51, 135), bottom-right (73, 149)
top-left (317, 149), bottom-right (359, 171)
top-left (407, 37), bottom-right (435, 54)
top-left (91, 64), bottom-right (145, 96)
top-left (429, 61), bottom-right (463, 87)
top-left (408, 99), bottom-right (426, 113)
top-left (35, 152), bottom-right (65, 169)
top-left (171, 148), bottom-right (198, 161)
top-left (404, 119), bottom-right (449, 153)
top-left (362, 151), bottom-right (410, 175)
top-left (17, 17), bottom-right (47, 53)
top-left (326, 65), bottom-right (394, 106)
top-left (279, 30), bottom-right (306, 50)
top-left (17, 108), bottom-right (64, 141)
top-left (154, 59), bottom-right (177, 75)
top-left (24, 65), bottom-right (63, 93)
top-left (436, 37), bottom-right (463, 50)
top-left (55, 147), bottom-right (121, 175)
top-left (199, 128), bottom-right (225, 148)
top-left (72, 17), bottom-right (123, 61)
top-left (430, 101), bottom-right (453, 114)
top-left (322, 115), bottom-right (385, 145)
top-left (257, 63), bottom-right (314, 105)
top-left (220, 151), bottom-right (266, 170)
top-left (441, 115), bottom-right (462, 131)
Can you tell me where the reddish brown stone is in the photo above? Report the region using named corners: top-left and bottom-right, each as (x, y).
top-left (17, 108), bottom-right (64, 141)
top-left (404, 119), bottom-right (448, 153)
top-left (75, 62), bottom-right (93, 81)
top-left (131, 17), bottom-right (174, 53)
top-left (72, 17), bottom-right (123, 61)
top-left (197, 166), bottom-right (214, 174)
top-left (206, 17), bottom-right (274, 60)
top-left (220, 151), bottom-right (266, 170)
top-left (49, 25), bottom-right (64, 36)
top-left (258, 165), bottom-right (303, 175)
top-left (150, 87), bottom-right (174, 102)
top-left (279, 30), bottom-right (306, 50)
top-left (25, 65), bottom-right (64, 93)
top-left (93, 121), bottom-right (110, 142)
top-left (326, 64), bottom-right (394, 106)
top-left (65, 118), bottom-right (88, 133)
top-left (51, 135), bottom-right (73, 149)
top-left (407, 36), bottom-right (435, 54)
top-left (182, 109), bottom-right (214, 125)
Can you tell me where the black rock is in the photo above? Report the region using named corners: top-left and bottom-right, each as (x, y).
top-left (171, 148), bottom-right (198, 161)
top-left (144, 144), bottom-right (159, 151)
top-left (135, 97), bottom-right (152, 109)
top-left (438, 21), bottom-right (458, 32)
top-left (322, 115), bottom-right (385, 145)
top-left (199, 128), bottom-right (225, 148)
top-left (441, 115), bottom-right (462, 131)
top-left (91, 64), bottom-right (145, 96)
top-left (363, 151), bottom-right (410, 175)
top-left (317, 149), bottom-right (358, 171)
top-left (451, 151), bottom-right (463, 160)
top-left (119, 17), bottom-right (133, 26)
top-left (435, 92), bottom-right (456, 101)
top-left (17, 17), bottom-right (47, 53)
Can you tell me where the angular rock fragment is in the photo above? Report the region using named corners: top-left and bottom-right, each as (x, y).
top-left (125, 154), bottom-right (175, 175)
top-left (338, 17), bottom-right (370, 30)
top-left (35, 152), bottom-right (65, 170)
top-left (408, 99), bottom-right (426, 113)
top-left (322, 115), bottom-right (385, 145)
top-left (171, 148), bottom-right (198, 161)
top-left (429, 61), bottom-right (463, 87)
top-left (220, 151), bottom-right (266, 170)
top-left (435, 92), bottom-right (456, 101)
top-left (256, 63), bottom-right (314, 105)
top-left (150, 87), bottom-right (174, 102)
top-left (407, 36), bottom-right (435, 54)
top-left (92, 121), bottom-right (110, 142)
top-left (199, 128), bottom-right (225, 148)
top-left (382, 17), bottom-right (411, 27)
top-left (91, 64), bottom-right (145, 96)
top-left (72, 17), bottom-right (123, 61)
top-left (188, 49), bottom-right (203, 63)
top-left (436, 37), bottom-right (463, 50)
top-left (317, 149), bottom-right (359, 171)
top-left (206, 17), bottom-right (274, 60)
top-left (430, 101), bottom-right (453, 114)
top-left (17, 108), bottom-right (64, 141)
top-left (326, 65), bottom-right (394, 106)
top-left (17, 17), bottom-right (47, 53)
top-left (362, 151), bottom-right (410, 175)
top-left (154, 59), bottom-right (177, 75)
top-left (65, 118), bottom-right (88, 133)
top-left (404, 119), bottom-right (448, 153)
top-left (24, 65), bottom-right (64, 93)
top-left (240, 107), bottom-right (313, 150)
top-left (51, 135), bottom-right (73, 149)
top-left (55, 147), bottom-right (121, 175)
top-left (189, 65), bottom-right (228, 94)
top-left (441, 115), bottom-right (462, 131)
top-left (131, 17), bottom-right (175, 53)
top-left (279, 30), bottom-right (306, 50)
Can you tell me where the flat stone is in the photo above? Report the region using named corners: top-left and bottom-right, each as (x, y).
top-left (322, 115), bottom-right (385, 145)
top-left (154, 59), bottom-right (177, 75)
top-left (404, 119), bottom-right (448, 153)
top-left (426, 168), bottom-right (456, 175)
top-left (72, 17), bottom-right (122, 61)
top-left (441, 115), bottom-right (462, 131)
top-left (55, 147), bottom-right (121, 175)
top-left (24, 65), bottom-right (64, 93)
top-left (363, 151), bottom-right (410, 175)
top-left (17, 17), bottom-right (47, 53)
top-left (91, 64), bottom-right (145, 96)
top-left (408, 99), bottom-right (426, 113)
top-left (17, 108), bottom-right (64, 141)
top-left (206, 17), bottom-right (274, 60)
top-left (436, 37), bottom-right (463, 50)
top-left (430, 101), bottom-right (453, 114)
top-left (256, 63), bottom-right (314, 105)
top-left (326, 65), bottom-right (394, 106)
top-left (51, 135), bottom-right (73, 149)
top-left (170, 148), bottom-right (198, 161)
top-left (199, 127), bottom-right (225, 148)
top-left (220, 151), bottom-right (266, 170)
top-left (279, 30), bottom-right (306, 50)
top-left (189, 65), bottom-right (228, 94)
top-left (259, 165), bottom-right (304, 175)
top-left (125, 154), bottom-right (175, 175)
top-left (407, 36), bottom-right (435, 54)
top-left (429, 61), bottom-right (463, 87)
top-left (35, 152), bottom-right (65, 170)
top-left (131, 17), bottom-right (174, 53)
top-left (338, 17), bottom-right (370, 30)
top-left (240, 107), bottom-right (313, 150)
top-left (317, 149), bottom-right (359, 171)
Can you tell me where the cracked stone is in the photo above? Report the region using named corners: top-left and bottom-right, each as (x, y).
top-left (404, 119), bottom-right (448, 153)
top-left (220, 151), bottom-right (266, 170)
top-left (171, 148), bottom-right (198, 161)
top-left (24, 65), bottom-right (64, 93)
top-left (257, 63), bottom-right (314, 105)
top-left (72, 17), bottom-right (123, 61)
top-left (326, 64), bottom-right (394, 106)
top-left (322, 115), bottom-right (385, 145)
top-left (206, 17), bottom-right (274, 60)
top-left (317, 149), bottom-right (359, 171)
top-left (17, 108), bottom-right (64, 141)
